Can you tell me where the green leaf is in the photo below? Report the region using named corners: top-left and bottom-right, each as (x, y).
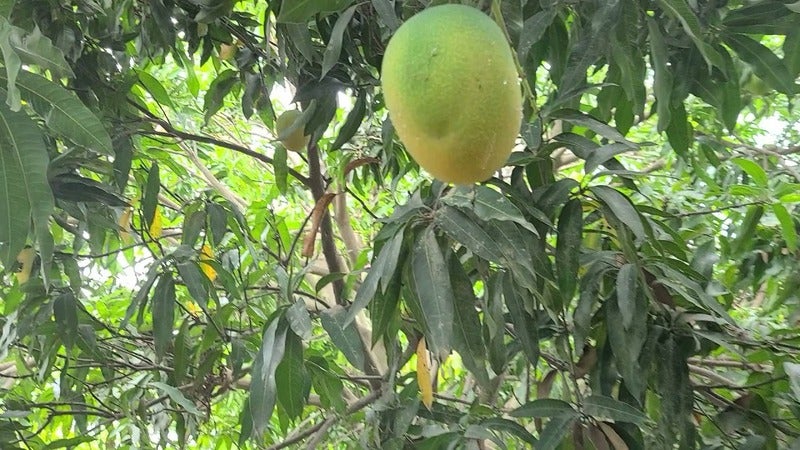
top-left (511, 398), bottom-right (576, 418)
top-left (151, 381), bottom-right (203, 416)
top-left (0, 103), bottom-right (53, 270)
top-left (142, 163), bottom-right (160, 232)
top-left (784, 362), bottom-right (800, 403)
top-left (480, 418), bottom-right (538, 445)
top-left (53, 292), bottom-right (79, 350)
top-left (550, 109), bottom-right (637, 146)
top-left (176, 262), bottom-right (211, 308)
top-left (0, 16), bottom-right (22, 110)
top-left (306, 356), bottom-right (346, 412)
top-left (647, 17), bottom-right (673, 132)
top-left (443, 186), bottom-right (539, 236)
top-left (616, 263), bottom-right (639, 329)
top-left (321, 306), bottom-right (365, 371)
top-left (657, 0), bottom-right (724, 71)
top-left (730, 205), bottom-right (764, 256)
top-left (537, 411), bottom-right (579, 450)
top-left (274, 144), bottom-right (288, 194)
top-left (44, 436), bottom-right (96, 449)
top-left (330, 89), bottom-right (366, 150)
top-left (556, 199), bottom-right (582, 300)
top-left (665, 102), bottom-right (691, 157)
top-left (503, 274), bottom-right (539, 366)
top-left (607, 293), bottom-right (647, 398)
top-left (277, 0), bottom-right (354, 23)
top-left (137, 69), bottom-right (175, 109)
top-left (590, 186), bottom-right (646, 242)
top-left (345, 227), bottom-right (404, 325)
top-left (448, 256), bottom-right (489, 387)
top-left (582, 395), bottom-right (649, 425)
top-left (0, 70), bottom-right (113, 154)
top-left (724, 34), bottom-right (797, 94)
top-left (410, 226), bottom-right (454, 358)
top-left (321, 5), bottom-right (357, 79)
top-left (8, 26), bottom-right (74, 79)
top-left (584, 143), bottom-right (636, 174)
top-left (435, 206), bottom-right (505, 263)
top-left (517, 8), bottom-right (557, 62)
top-left (370, 0), bottom-right (400, 31)
top-left (772, 204), bottom-right (797, 252)
top-left (152, 272), bottom-right (176, 362)
top-left (731, 158), bottom-right (768, 187)
top-left (286, 299), bottom-right (313, 340)
top-left (275, 331), bottom-right (310, 420)
top-left (784, 29), bottom-right (800, 78)
top-left (249, 317), bottom-right (288, 437)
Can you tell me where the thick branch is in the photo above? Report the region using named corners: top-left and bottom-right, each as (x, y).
top-left (307, 142), bottom-right (346, 305)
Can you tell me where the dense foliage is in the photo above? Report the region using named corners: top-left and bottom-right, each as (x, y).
top-left (0, 0), bottom-right (799, 448)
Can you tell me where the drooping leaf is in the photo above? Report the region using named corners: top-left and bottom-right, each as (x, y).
top-left (416, 337), bottom-right (434, 410)
top-left (321, 306), bottom-right (366, 371)
top-left (249, 317), bottom-right (289, 437)
top-left (503, 274), bottom-right (539, 366)
top-left (447, 255), bottom-right (489, 387)
top-left (152, 381), bottom-right (203, 416)
top-left (321, 5), bottom-right (357, 79)
top-left (53, 292), bottom-right (79, 350)
top-left (152, 272), bottom-right (176, 362)
top-left (537, 410), bottom-right (580, 450)
top-left (276, 0), bottom-right (354, 23)
top-left (0, 102), bottom-right (54, 270)
top-left (345, 227), bottom-right (404, 325)
top-left (647, 17), bottom-right (673, 132)
top-left (616, 263), bottom-right (639, 330)
top-left (0, 70), bottom-right (112, 154)
top-left (725, 33), bottom-right (797, 94)
top-left (435, 206), bottom-right (505, 263)
top-left (590, 186), bottom-right (646, 242)
top-left (582, 395), bottom-right (649, 426)
top-left (275, 330), bottom-right (310, 420)
top-left (409, 226), bottom-right (454, 358)
top-left (657, 0), bottom-right (724, 70)
top-left (443, 186), bottom-right (539, 235)
top-left (137, 69), bottom-right (175, 109)
top-left (556, 199), bottom-right (582, 300)
top-left (331, 88), bottom-right (366, 151)
top-left (142, 163), bottom-right (160, 232)
top-left (773, 204), bottom-right (797, 252)
top-left (511, 398), bottom-right (576, 418)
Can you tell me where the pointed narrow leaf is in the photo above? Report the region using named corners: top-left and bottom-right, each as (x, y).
top-left (275, 331), bottom-right (310, 420)
top-left (0, 103), bottom-right (53, 269)
top-left (9, 26), bottom-right (73, 78)
top-left (647, 17), bottom-right (673, 132)
top-left (320, 6), bottom-right (357, 79)
top-left (657, 0), bottom-right (723, 70)
top-left (591, 186), bottom-right (645, 242)
top-left (250, 317), bottom-right (288, 436)
top-left (142, 163), bottom-right (160, 231)
top-left (537, 411), bottom-right (579, 450)
top-left (0, 70), bottom-right (112, 154)
top-left (511, 398), bottom-right (576, 418)
top-left (410, 226), bottom-right (454, 357)
top-left (448, 256), bottom-right (489, 387)
top-left (556, 199), bottom-right (583, 300)
top-left (582, 395), bottom-right (649, 425)
top-left (443, 186), bottom-right (539, 235)
top-left (503, 274), bottom-right (539, 366)
top-left (331, 89), bottom-right (366, 150)
top-left (345, 228), bottom-right (404, 325)
top-left (616, 264), bottom-right (639, 329)
top-left (152, 272), bottom-right (176, 361)
top-left (481, 418), bottom-right (538, 445)
top-left (152, 381), bottom-right (203, 416)
top-left (773, 204), bottom-right (797, 252)
top-left (725, 34), bottom-right (796, 94)
top-left (321, 307), bottom-right (366, 370)
top-left (137, 70), bottom-right (175, 108)
top-left (731, 157), bottom-right (768, 187)
top-left (435, 206), bottom-right (505, 263)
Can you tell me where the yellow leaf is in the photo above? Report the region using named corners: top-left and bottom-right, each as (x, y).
top-left (199, 244), bottom-right (217, 282)
top-left (118, 207), bottom-right (133, 243)
top-left (149, 205), bottom-right (162, 238)
top-left (186, 301), bottom-right (202, 318)
top-left (15, 247), bottom-right (35, 284)
top-left (416, 338), bottom-right (434, 410)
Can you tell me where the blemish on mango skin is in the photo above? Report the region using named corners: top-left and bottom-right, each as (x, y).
top-left (381, 4), bottom-right (522, 185)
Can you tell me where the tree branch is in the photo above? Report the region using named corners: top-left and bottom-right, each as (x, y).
top-left (307, 142), bottom-right (346, 305)
top-left (266, 389), bottom-right (382, 450)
